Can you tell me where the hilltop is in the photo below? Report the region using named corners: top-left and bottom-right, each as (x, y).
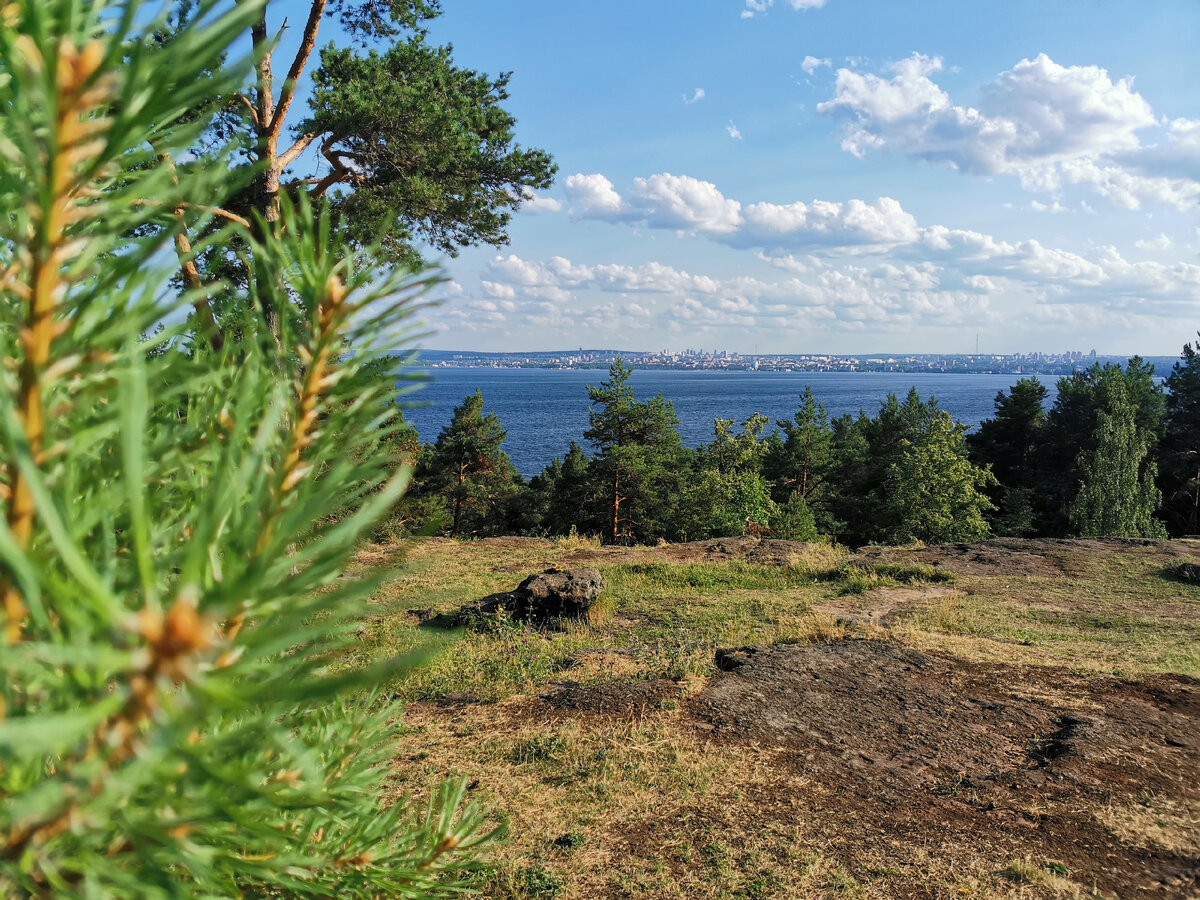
top-left (348, 535), bottom-right (1200, 899)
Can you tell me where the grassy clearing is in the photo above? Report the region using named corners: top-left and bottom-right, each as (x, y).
top-left (351, 536), bottom-right (1199, 898)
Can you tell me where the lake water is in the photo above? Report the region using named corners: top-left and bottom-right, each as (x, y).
top-left (398, 368), bottom-right (1056, 479)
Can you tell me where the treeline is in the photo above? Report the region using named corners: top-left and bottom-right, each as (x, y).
top-left (388, 337), bottom-right (1200, 545)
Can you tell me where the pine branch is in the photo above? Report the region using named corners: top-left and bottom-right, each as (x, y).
top-left (3, 37), bottom-right (113, 644)
top-left (269, 0), bottom-right (328, 140)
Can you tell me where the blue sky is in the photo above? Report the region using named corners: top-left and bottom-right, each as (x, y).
top-left (377, 0), bottom-right (1199, 355)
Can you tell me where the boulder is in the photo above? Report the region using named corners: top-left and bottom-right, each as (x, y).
top-left (457, 567), bottom-right (605, 627)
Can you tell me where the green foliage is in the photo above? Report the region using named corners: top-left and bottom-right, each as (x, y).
top-left (1160, 334), bottom-right (1200, 535)
top-left (584, 360), bottom-right (686, 544)
top-left (825, 389), bottom-right (995, 544)
top-left (966, 378), bottom-right (1048, 535)
top-left (1070, 385), bottom-right (1167, 538)
top-left (764, 387), bottom-right (837, 529)
top-left (1036, 360), bottom-right (1165, 534)
top-left (678, 416), bottom-right (778, 540)
top-left (414, 388), bottom-right (523, 537)
top-left (772, 493), bottom-right (821, 542)
top-left (528, 441), bottom-right (593, 536)
top-left (883, 413), bottom-right (997, 544)
top-left (0, 2), bottom-right (495, 894)
top-left (305, 40), bottom-right (556, 268)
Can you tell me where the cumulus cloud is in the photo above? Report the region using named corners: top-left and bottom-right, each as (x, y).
top-left (563, 170), bottom-right (922, 252)
top-left (801, 55), bottom-right (831, 75)
top-left (630, 173), bottom-right (744, 234)
top-left (683, 87), bottom-right (706, 105)
top-left (741, 196), bottom-right (920, 249)
top-left (818, 53), bottom-right (1200, 208)
top-left (563, 173), bottom-right (626, 217)
top-left (543, 169), bottom-right (1200, 335)
top-left (727, 122), bottom-right (743, 140)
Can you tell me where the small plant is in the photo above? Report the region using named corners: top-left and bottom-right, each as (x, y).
top-left (518, 865), bottom-right (566, 899)
top-left (511, 732), bottom-right (571, 765)
top-left (629, 627), bottom-right (710, 680)
top-left (551, 831), bottom-right (586, 854)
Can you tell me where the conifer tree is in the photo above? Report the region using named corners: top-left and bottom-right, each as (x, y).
top-left (531, 441), bottom-right (595, 536)
top-left (679, 415), bottom-right (776, 540)
top-left (1160, 335), bottom-right (1200, 535)
top-left (1037, 360), bottom-right (1165, 534)
top-left (883, 414), bottom-right (997, 543)
top-left (966, 378), bottom-right (1048, 535)
top-left (0, 2), bottom-right (494, 895)
top-left (419, 389), bottom-right (521, 537)
top-left (827, 389), bottom-right (995, 544)
top-left (763, 387), bottom-right (837, 534)
top-left (584, 360), bottom-right (684, 544)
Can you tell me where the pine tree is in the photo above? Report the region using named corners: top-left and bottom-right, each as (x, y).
top-left (531, 441), bottom-right (595, 536)
top-left (1160, 335), bottom-right (1200, 535)
top-left (966, 378), bottom-right (1048, 535)
top-left (584, 360), bottom-right (684, 544)
top-left (419, 389), bottom-right (522, 537)
top-left (884, 414), bottom-right (997, 544)
top-left (1070, 387), bottom-right (1167, 538)
top-left (763, 387), bottom-right (836, 532)
top-left (1038, 360), bottom-right (1165, 534)
top-left (678, 414), bottom-right (776, 540)
top-left (0, 2), bottom-right (495, 894)
top-left (826, 389), bottom-right (995, 544)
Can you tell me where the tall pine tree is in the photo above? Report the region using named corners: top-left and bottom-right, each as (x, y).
top-left (584, 361), bottom-right (684, 544)
top-left (1160, 335), bottom-right (1200, 535)
top-left (419, 389), bottom-right (522, 537)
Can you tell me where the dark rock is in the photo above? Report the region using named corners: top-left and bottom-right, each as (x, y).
top-left (457, 568), bottom-right (605, 627)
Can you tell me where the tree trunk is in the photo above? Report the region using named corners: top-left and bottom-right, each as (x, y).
top-left (610, 469), bottom-right (620, 544)
top-left (250, 13), bottom-right (282, 342)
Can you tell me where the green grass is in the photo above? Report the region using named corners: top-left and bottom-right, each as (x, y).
top-left (353, 536), bottom-right (1198, 899)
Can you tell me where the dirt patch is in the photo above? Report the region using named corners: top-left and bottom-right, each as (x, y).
top-left (855, 536), bottom-right (1200, 577)
top-left (540, 679), bottom-right (683, 716)
top-left (689, 639), bottom-right (1199, 897)
top-left (814, 585), bottom-right (960, 627)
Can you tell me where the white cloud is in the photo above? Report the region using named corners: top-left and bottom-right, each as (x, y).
top-left (683, 87), bottom-right (706, 105)
top-left (818, 53), bottom-right (1199, 208)
top-left (1135, 233), bottom-right (1174, 252)
top-left (727, 122), bottom-right (743, 140)
top-left (480, 280), bottom-right (517, 299)
top-left (801, 55), bottom-right (831, 75)
top-left (520, 192), bottom-right (562, 214)
top-left (741, 196), bottom-right (920, 249)
top-left (549, 170), bottom-right (1200, 324)
top-left (563, 173), bottom-right (626, 217)
top-left (630, 172), bottom-right (744, 234)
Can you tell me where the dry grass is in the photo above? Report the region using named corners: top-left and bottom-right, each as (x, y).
top-left (345, 536), bottom-right (1200, 898)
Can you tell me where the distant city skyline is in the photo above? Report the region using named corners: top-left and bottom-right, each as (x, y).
top-left (403, 0), bottom-right (1198, 356)
top-left (417, 345), bottom-right (1179, 377)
